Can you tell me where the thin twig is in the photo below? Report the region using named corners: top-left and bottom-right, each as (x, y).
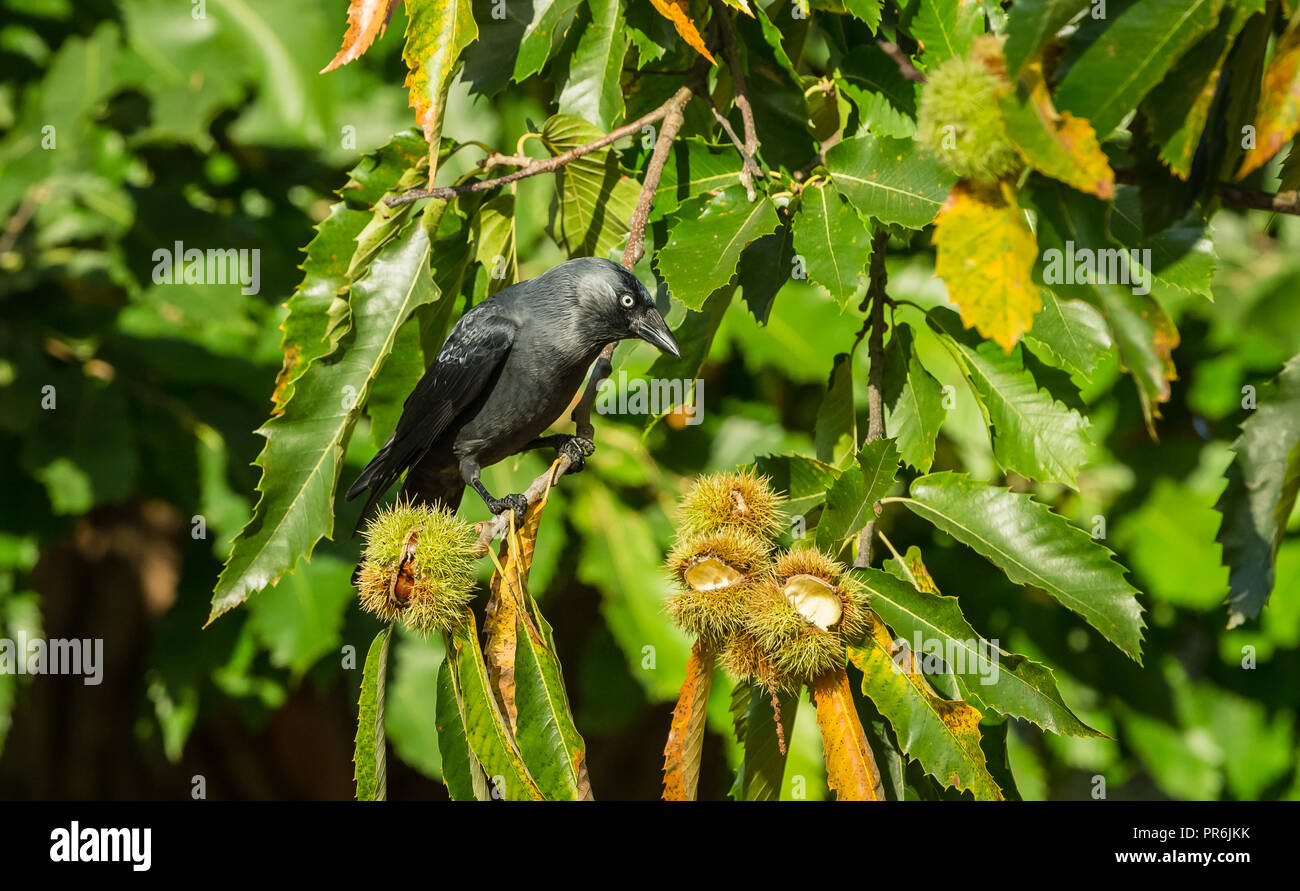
top-left (385, 92), bottom-right (693, 207)
top-left (712, 0), bottom-right (762, 195)
top-left (855, 228), bottom-right (890, 569)
top-left (1218, 183), bottom-right (1300, 216)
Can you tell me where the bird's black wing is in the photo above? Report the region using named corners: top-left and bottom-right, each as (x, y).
top-left (346, 306), bottom-right (517, 521)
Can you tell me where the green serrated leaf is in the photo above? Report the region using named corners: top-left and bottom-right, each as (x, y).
top-left (513, 600), bottom-right (594, 800)
top-left (728, 684), bottom-right (798, 801)
top-left (651, 138), bottom-right (745, 223)
top-left (882, 323), bottom-right (945, 472)
top-left (1054, 0), bottom-right (1224, 138)
top-left (815, 352), bottom-right (857, 465)
top-left (792, 180), bottom-right (873, 307)
top-left (1029, 178), bottom-right (1180, 429)
top-left (902, 471), bottom-right (1146, 661)
top-left (451, 613), bottom-right (546, 800)
top-left (855, 566), bottom-right (1100, 737)
top-left (435, 645), bottom-right (491, 800)
top-left (275, 130), bottom-right (428, 411)
top-left (754, 452), bottom-right (840, 523)
top-left (1215, 354), bottom-right (1300, 627)
top-left (557, 0), bottom-right (628, 129)
top-left (835, 43), bottom-right (918, 139)
top-left (826, 134), bottom-right (955, 229)
top-left (849, 614), bottom-right (1001, 799)
top-left (354, 626), bottom-right (390, 802)
top-left (1003, 0), bottom-right (1089, 74)
top-left (473, 192), bottom-right (518, 295)
top-left (655, 185), bottom-right (781, 310)
top-left (816, 437), bottom-right (900, 555)
top-left (542, 113), bottom-right (640, 258)
top-left (911, 0), bottom-right (984, 70)
top-left (930, 306), bottom-right (1093, 486)
top-left (210, 209), bottom-right (442, 621)
top-left (1023, 289), bottom-right (1112, 379)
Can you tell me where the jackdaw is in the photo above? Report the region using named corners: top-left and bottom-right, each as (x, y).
top-left (347, 257), bottom-right (680, 524)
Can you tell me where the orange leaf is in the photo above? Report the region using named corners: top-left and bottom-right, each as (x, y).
top-left (811, 666), bottom-right (885, 801)
top-left (1238, 23), bottom-right (1300, 180)
top-left (662, 640), bottom-right (715, 801)
top-left (648, 0), bottom-right (717, 64)
top-left (321, 0), bottom-right (402, 73)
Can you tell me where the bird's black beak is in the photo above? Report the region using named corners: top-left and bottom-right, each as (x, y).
top-left (632, 309), bottom-right (680, 358)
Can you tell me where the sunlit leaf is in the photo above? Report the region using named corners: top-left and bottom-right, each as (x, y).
top-left (902, 471), bottom-right (1147, 661)
top-left (932, 182), bottom-right (1040, 352)
top-left (663, 641), bottom-right (714, 800)
top-left (647, 0), bottom-right (716, 64)
top-left (811, 665), bottom-right (886, 800)
top-left (850, 613), bottom-right (1000, 799)
top-left (655, 186), bottom-right (781, 310)
top-left (321, 0), bottom-right (401, 72)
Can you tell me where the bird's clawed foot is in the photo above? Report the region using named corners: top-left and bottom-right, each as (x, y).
top-left (486, 492), bottom-right (530, 525)
top-left (558, 435), bottom-right (595, 474)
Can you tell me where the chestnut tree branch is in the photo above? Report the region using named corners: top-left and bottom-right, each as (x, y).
top-left (386, 89), bottom-right (695, 207)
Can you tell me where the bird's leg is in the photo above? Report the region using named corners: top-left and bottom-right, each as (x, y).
top-left (521, 433), bottom-right (595, 473)
top-left (460, 457), bottom-right (528, 524)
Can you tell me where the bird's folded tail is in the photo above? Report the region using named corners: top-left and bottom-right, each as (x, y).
top-left (348, 443), bottom-right (465, 535)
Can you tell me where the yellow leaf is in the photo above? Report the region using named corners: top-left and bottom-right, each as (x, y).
top-left (1003, 61), bottom-right (1114, 199)
top-left (648, 0), bottom-right (717, 64)
top-left (932, 181), bottom-right (1040, 352)
top-left (811, 666), bottom-right (885, 801)
top-left (1238, 23), bottom-right (1300, 180)
top-left (320, 0), bottom-right (402, 73)
top-left (403, 0), bottom-right (477, 180)
top-left (662, 640), bottom-right (715, 801)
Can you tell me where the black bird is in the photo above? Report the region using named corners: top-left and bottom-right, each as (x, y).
top-left (347, 257), bottom-right (680, 525)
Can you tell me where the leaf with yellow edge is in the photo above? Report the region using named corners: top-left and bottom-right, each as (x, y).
top-left (932, 181), bottom-right (1040, 352)
top-left (1237, 21), bottom-right (1300, 179)
top-left (849, 611), bottom-right (1003, 800)
top-left (403, 0), bottom-right (477, 169)
top-left (662, 640), bottom-right (715, 801)
top-left (321, 0), bottom-right (401, 73)
top-left (811, 666), bottom-right (885, 801)
top-left (718, 0), bottom-right (755, 15)
top-left (648, 0), bottom-right (717, 64)
top-left (1000, 61), bottom-right (1114, 198)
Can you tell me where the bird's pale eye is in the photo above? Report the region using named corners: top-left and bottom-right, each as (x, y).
top-left (620, 293), bottom-right (635, 309)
